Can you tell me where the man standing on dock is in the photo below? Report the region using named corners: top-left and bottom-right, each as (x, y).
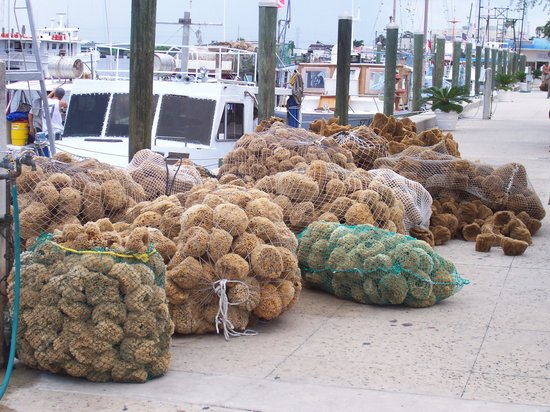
top-left (28, 88), bottom-right (67, 142)
top-left (286, 69), bottom-right (304, 127)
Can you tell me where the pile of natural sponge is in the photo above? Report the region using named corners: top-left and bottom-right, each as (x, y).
top-left (413, 196), bottom-right (541, 256)
top-left (253, 160), bottom-right (408, 234)
top-left (163, 183), bottom-right (302, 335)
top-left (297, 222), bottom-right (468, 307)
top-left (127, 149), bottom-right (208, 201)
top-left (218, 123), bottom-right (355, 184)
top-left (369, 113), bottom-right (460, 157)
top-left (17, 155), bottom-right (146, 248)
top-left (374, 149), bottom-right (546, 221)
top-left (11, 235), bottom-right (173, 382)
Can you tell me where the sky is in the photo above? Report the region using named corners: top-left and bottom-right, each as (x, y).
top-left (2, 0), bottom-right (548, 48)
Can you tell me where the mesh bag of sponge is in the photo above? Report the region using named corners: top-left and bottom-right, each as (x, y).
top-left (297, 222), bottom-right (469, 307)
top-left (9, 234), bottom-right (173, 383)
top-left (16, 155), bottom-right (146, 248)
top-left (218, 123), bottom-right (356, 184)
top-left (254, 161), bottom-right (432, 234)
top-left (374, 145), bottom-right (546, 220)
top-left (127, 149), bottom-right (206, 201)
top-left (164, 183), bottom-right (302, 338)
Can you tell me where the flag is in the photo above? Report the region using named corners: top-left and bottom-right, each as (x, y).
top-left (277, 0), bottom-right (285, 8)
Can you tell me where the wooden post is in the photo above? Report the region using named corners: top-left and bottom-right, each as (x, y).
top-left (335, 14), bottom-right (352, 125)
top-left (465, 42), bottom-right (472, 94)
top-left (412, 32), bottom-right (424, 112)
top-left (451, 40), bottom-right (461, 87)
top-left (475, 45), bottom-right (482, 95)
top-left (484, 47), bottom-right (490, 69)
top-left (483, 68), bottom-right (492, 119)
top-left (375, 41), bottom-right (382, 64)
top-left (501, 50), bottom-right (508, 75)
top-left (0, 62), bottom-right (6, 367)
top-left (383, 23), bottom-right (399, 116)
top-left (519, 54), bottom-right (527, 72)
top-left (434, 36), bottom-right (445, 88)
top-left (492, 49), bottom-right (499, 86)
top-left (509, 52), bottom-right (516, 75)
top-left (129, 0), bottom-right (157, 160)
top-left (258, 0), bottom-right (277, 122)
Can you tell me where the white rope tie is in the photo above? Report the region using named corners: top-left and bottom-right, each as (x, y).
top-left (213, 279), bottom-right (258, 341)
top-left (506, 163), bottom-right (520, 193)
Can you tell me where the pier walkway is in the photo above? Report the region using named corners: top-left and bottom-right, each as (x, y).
top-left (1, 89), bottom-right (549, 412)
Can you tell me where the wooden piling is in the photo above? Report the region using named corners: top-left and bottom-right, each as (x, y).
top-left (257, 1), bottom-right (278, 122)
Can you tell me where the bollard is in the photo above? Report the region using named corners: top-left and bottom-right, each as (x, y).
top-left (383, 23), bottom-right (399, 116)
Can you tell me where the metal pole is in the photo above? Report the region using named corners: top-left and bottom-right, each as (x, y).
top-left (335, 14), bottom-right (352, 125)
top-left (475, 44), bottom-right (482, 95)
top-left (129, 0), bottom-right (157, 160)
top-left (465, 42), bottom-right (472, 94)
top-left (0, 62), bottom-right (5, 368)
top-left (180, 12), bottom-right (191, 73)
top-left (412, 33), bottom-right (424, 112)
top-left (518, 0), bottom-right (526, 55)
top-left (423, 0), bottom-right (429, 50)
top-left (452, 40), bottom-right (461, 86)
top-left (434, 36), bottom-right (445, 88)
top-left (25, 0), bottom-right (56, 155)
top-left (384, 23), bottom-right (399, 116)
top-left (258, 0), bottom-right (277, 121)
top-left (483, 67), bottom-right (492, 119)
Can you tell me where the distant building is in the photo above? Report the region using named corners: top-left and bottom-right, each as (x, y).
top-left (511, 38), bottom-right (550, 68)
top-left (307, 42), bottom-right (333, 62)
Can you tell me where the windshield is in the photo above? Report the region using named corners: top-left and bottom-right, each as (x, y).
top-left (155, 95), bottom-right (216, 146)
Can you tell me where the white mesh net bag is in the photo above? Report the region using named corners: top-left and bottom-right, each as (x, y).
top-left (331, 126), bottom-right (389, 170)
top-left (374, 146), bottom-right (545, 220)
top-left (368, 169), bottom-right (433, 230)
top-left (127, 149), bottom-right (205, 201)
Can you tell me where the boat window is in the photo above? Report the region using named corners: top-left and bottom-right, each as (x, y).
top-left (156, 95), bottom-right (215, 146)
top-left (217, 103), bottom-right (244, 140)
top-left (105, 93), bottom-right (159, 137)
top-left (63, 93), bottom-right (110, 137)
top-left (52, 43), bottom-right (57, 50)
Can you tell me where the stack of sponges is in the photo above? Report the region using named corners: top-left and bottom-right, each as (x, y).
top-left (254, 160), bottom-right (408, 234)
top-left (369, 113), bottom-right (460, 157)
top-left (297, 222), bottom-right (468, 307)
top-left (164, 184), bottom-right (302, 335)
top-left (10, 236), bottom-right (173, 383)
top-left (422, 197), bottom-right (541, 256)
top-left (16, 155), bottom-right (146, 248)
top-left (331, 127), bottom-right (389, 170)
top-left (218, 123), bottom-right (355, 184)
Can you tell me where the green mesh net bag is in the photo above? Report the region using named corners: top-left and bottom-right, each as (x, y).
top-left (297, 222), bottom-right (469, 307)
top-left (8, 234), bottom-right (173, 383)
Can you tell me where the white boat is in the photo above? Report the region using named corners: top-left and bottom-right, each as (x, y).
top-left (1, 13), bottom-right (99, 76)
top-left (5, 45), bottom-right (290, 169)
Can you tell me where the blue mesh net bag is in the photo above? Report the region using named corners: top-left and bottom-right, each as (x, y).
top-left (297, 222), bottom-right (469, 307)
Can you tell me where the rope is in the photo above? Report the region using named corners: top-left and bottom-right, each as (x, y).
top-left (213, 279), bottom-right (257, 341)
top-left (35, 234), bottom-right (157, 263)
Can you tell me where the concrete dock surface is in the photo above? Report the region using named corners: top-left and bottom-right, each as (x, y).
top-left (1, 89), bottom-right (549, 412)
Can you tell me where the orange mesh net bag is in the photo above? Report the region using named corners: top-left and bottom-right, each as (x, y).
top-left (218, 123), bottom-right (355, 184)
top-left (127, 149), bottom-right (206, 201)
top-left (122, 183), bottom-right (301, 339)
top-left (16, 155), bottom-right (146, 249)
